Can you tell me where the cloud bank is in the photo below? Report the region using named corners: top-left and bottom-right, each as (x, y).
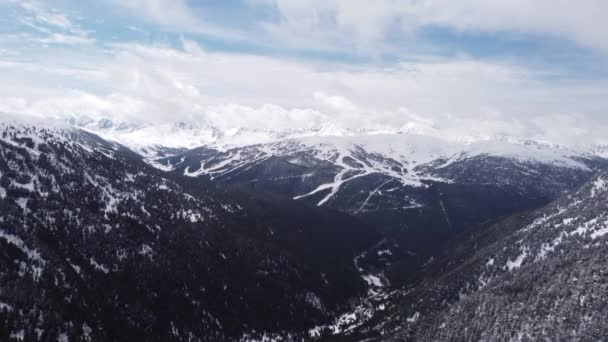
top-left (254, 0), bottom-right (608, 54)
top-left (0, 0), bottom-right (608, 147)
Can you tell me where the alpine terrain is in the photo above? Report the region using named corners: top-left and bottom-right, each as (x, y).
top-left (3, 1), bottom-right (608, 341)
top-left (1, 115), bottom-right (606, 341)
top-left (0, 119), bottom-right (383, 341)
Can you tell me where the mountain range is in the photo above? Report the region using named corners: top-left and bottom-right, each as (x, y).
top-left (1, 115), bottom-right (607, 341)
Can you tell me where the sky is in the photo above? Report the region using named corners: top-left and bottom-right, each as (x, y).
top-left (1, 0), bottom-right (608, 145)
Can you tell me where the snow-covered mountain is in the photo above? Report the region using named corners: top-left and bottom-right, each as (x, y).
top-left (0, 119), bottom-right (383, 341)
top-left (72, 116), bottom-right (386, 160)
top-left (3, 115), bottom-right (608, 341)
top-left (71, 115), bottom-right (608, 158)
top-left (147, 131), bottom-right (607, 261)
top-left (324, 172), bottom-right (608, 341)
top-left (65, 116), bottom-right (608, 271)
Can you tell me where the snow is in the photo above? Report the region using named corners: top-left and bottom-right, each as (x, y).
top-left (309, 326), bottom-right (323, 338)
top-left (84, 173), bottom-right (124, 214)
top-left (9, 115), bottom-right (591, 217)
top-left (0, 302), bottom-right (13, 311)
top-left (591, 177), bottom-right (607, 197)
top-left (139, 244), bottom-right (154, 259)
top-left (185, 150), bottom-right (270, 180)
top-left (305, 292), bottom-right (324, 311)
top-left (221, 204), bottom-right (239, 213)
top-left (70, 116), bottom-right (595, 198)
top-left (68, 260), bottom-right (81, 274)
top-left (569, 217), bottom-right (608, 240)
top-left (0, 229), bottom-right (45, 263)
top-left (536, 232), bottom-right (566, 261)
top-left (355, 180), bottom-right (392, 213)
top-left (477, 272), bottom-right (491, 289)
top-left (287, 136), bottom-right (451, 205)
top-left (294, 164), bottom-right (371, 206)
top-left (89, 257), bottom-right (110, 274)
top-left (140, 205), bottom-right (151, 216)
top-left (506, 247), bottom-right (528, 271)
top-left (97, 149), bottom-right (115, 159)
top-left (10, 330), bottom-right (24, 341)
top-left (377, 249), bottom-right (392, 256)
top-left (64, 113), bottom-right (597, 166)
top-left (125, 173), bottom-right (136, 182)
top-left (11, 176), bottom-right (37, 192)
top-left (362, 274), bottom-right (384, 287)
top-left (31, 265), bottom-right (43, 281)
top-left (16, 198), bottom-right (28, 210)
top-left (406, 312), bottom-right (420, 323)
top-left (533, 214), bottom-right (608, 261)
top-left (132, 129), bottom-right (597, 211)
top-left (57, 333), bottom-right (68, 342)
top-left (590, 226), bottom-right (608, 239)
top-left (82, 323), bottom-right (92, 341)
top-left (177, 209), bottom-right (204, 222)
top-left (522, 207), bottom-right (568, 232)
top-left (570, 225), bottom-right (590, 236)
top-left (439, 198), bottom-right (453, 230)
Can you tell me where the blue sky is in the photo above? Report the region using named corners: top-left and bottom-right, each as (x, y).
top-left (2, 0), bottom-right (601, 67)
top-left (1, 0), bottom-right (608, 144)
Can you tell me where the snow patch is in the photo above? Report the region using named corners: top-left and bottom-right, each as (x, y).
top-left (591, 177), bottom-right (607, 197)
top-left (362, 274), bottom-right (384, 288)
top-left (10, 330), bottom-right (24, 341)
top-left (89, 257), bottom-right (110, 274)
top-left (139, 244), bottom-right (154, 259)
top-left (506, 247), bottom-right (528, 271)
top-left (15, 198), bottom-right (28, 210)
top-left (406, 312), bottom-right (420, 323)
top-left (377, 249), bottom-right (392, 256)
top-left (82, 323), bottom-right (92, 341)
top-left (591, 226), bottom-right (608, 239)
top-left (0, 302), bottom-right (13, 311)
top-left (0, 229), bottom-right (45, 263)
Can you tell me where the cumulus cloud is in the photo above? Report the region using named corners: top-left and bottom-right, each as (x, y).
top-left (1, 37), bottom-right (608, 145)
top-left (1, 1), bottom-right (608, 146)
top-left (254, 0), bottom-right (608, 54)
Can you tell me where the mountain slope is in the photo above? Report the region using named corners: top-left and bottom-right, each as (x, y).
top-left (324, 172), bottom-right (608, 341)
top-left (155, 134), bottom-right (607, 270)
top-left (0, 120), bottom-right (380, 341)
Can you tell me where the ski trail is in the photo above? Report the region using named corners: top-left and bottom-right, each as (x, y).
top-left (439, 197), bottom-right (453, 230)
top-left (294, 150), bottom-right (373, 206)
top-left (355, 180), bottom-right (392, 214)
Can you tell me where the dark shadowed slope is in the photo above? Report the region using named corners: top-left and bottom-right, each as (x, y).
top-left (321, 172), bottom-right (608, 341)
top-left (0, 121), bottom-right (380, 341)
top-left (158, 136), bottom-right (607, 268)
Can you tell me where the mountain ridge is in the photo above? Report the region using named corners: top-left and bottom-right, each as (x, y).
top-left (310, 171), bottom-right (608, 341)
top-left (0, 120), bottom-right (383, 341)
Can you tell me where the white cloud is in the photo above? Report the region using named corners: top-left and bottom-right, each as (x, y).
top-left (1, 38), bottom-right (608, 145)
top-left (105, 0), bottom-right (202, 32)
top-left (103, 0), bottom-right (254, 45)
top-left (19, 0), bottom-right (75, 30)
top-left (8, 0), bottom-right (94, 45)
top-left (254, 0), bottom-right (608, 54)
